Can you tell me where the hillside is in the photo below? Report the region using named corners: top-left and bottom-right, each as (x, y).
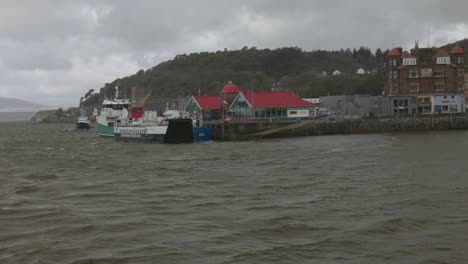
top-left (80, 40), bottom-right (466, 113)
top-left (81, 46), bottom-right (385, 113)
top-left (0, 97), bottom-right (45, 112)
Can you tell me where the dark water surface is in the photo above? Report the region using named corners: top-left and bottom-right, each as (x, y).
top-left (1, 122), bottom-right (468, 263)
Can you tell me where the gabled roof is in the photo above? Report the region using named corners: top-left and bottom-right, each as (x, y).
top-left (451, 46), bottom-right (464, 54)
top-left (401, 51), bottom-right (414, 58)
top-left (240, 91), bottom-right (315, 108)
top-left (193, 96), bottom-right (219, 110)
top-left (435, 49), bottom-right (450, 57)
top-left (388, 48), bottom-right (401, 56)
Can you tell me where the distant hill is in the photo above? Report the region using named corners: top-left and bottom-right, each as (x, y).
top-left (0, 97), bottom-right (47, 112)
top-left (80, 39), bottom-right (467, 113)
top-left (81, 46), bottom-right (385, 113)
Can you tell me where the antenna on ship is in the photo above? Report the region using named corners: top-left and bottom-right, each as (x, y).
top-left (131, 87), bottom-right (136, 103)
top-left (115, 85), bottom-right (119, 100)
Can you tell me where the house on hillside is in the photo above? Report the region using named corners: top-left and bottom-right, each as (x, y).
top-left (333, 70), bottom-right (342, 76)
top-left (356, 68), bottom-right (366, 75)
top-left (229, 91), bottom-right (316, 121)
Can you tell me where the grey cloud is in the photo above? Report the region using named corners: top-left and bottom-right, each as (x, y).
top-left (0, 0), bottom-right (467, 104)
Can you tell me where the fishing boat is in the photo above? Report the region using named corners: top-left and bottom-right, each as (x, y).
top-left (76, 116), bottom-right (91, 130)
top-left (76, 105), bottom-right (91, 130)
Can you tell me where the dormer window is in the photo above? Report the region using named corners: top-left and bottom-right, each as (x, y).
top-left (436, 57), bottom-right (451, 64)
top-left (403, 58), bottom-right (416, 65)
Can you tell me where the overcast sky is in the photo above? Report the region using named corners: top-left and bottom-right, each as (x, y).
top-left (1, 0), bottom-right (467, 105)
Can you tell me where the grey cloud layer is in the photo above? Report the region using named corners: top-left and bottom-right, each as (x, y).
top-left (0, 0), bottom-right (467, 104)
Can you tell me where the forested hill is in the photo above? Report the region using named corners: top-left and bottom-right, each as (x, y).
top-left (81, 46), bottom-right (387, 111)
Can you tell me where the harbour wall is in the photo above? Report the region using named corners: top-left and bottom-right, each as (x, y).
top-left (215, 113), bottom-right (468, 140)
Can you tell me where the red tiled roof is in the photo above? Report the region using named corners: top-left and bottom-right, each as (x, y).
top-left (220, 83), bottom-right (242, 94)
top-left (388, 48), bottom-right (401, 56)
top-left (193, 96), bottom-right (219, 110)
top-left (435, 49), bottom-right (450, 57)
top-left (241, 91), bottom-right (315, 108)
top-left (401, 51), bottom-right (414, 58)
top-left (451, 46), bottom-right (464, 54)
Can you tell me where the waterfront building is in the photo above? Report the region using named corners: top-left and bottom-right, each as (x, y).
top-left (229, 91), bottom-right (315, 121)
top-left (384, 44), bottom-right (465, 114)
top-left (185, 96), bottom-right (220, 125)
top-left (464, 72), bottom-right (468, 110)
top-left (187, 82), bottom-right (316, 123)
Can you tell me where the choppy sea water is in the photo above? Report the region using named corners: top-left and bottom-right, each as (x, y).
top-left (1, 122), bottom-right (468, 264)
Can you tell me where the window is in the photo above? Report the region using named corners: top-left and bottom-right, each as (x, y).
top-left (458, 69), bottom-right (464, 77)
top-left (393, 59), bottom-right (397, 66)
top-left (420, 68), bottom-right (433, 77)
top-left (434, 68), bottom-right (445, 77)
top-left (409, 69), bottom-right (419, 78)
top-left (458, 57), bottom-right (464, 64)
top-left (409, 83), bottom-right (419, 93)
top-left (459, 83), bottom-right (464, 90)
top-left (437, 57), bottom-right (451, 64)
top-left (434, 82), bottom-right (445, 91)
top-left (403, 58), bottom-right (416, 65)
top-left (393, 71), bottom-right (397, 79)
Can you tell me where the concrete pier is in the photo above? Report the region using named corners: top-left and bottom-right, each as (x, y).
top-left (213, 113), bottom-right (468, 140)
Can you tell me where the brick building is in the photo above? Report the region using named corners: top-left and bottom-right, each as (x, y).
top-left (384, 44), bottom-right (465, 114)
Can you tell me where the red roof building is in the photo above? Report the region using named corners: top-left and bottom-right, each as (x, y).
top-left (220, 82), bottom-right (243, 94)
top-left (241, 91), bottom-right (315, 108)
top-left (401, 51), bottom-right (414, 58)
top-left (451, 46), bottom-right (464, 54)
top-left (193, 96), bottom-right (219, 110)
top-left (388, 48), bottom-right (401, 56)
top-left (434, 49), bottom-right (450, 57)
top-left (185, 95), bottom-right (221, 124)
top-left (229, 91), bottom-right (316, 121)
top-left (384, 43), bottom-right (465, 114)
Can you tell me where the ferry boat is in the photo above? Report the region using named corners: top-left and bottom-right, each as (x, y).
top-left (95, 87), bottom-right (194, 143)
top-left (96, 98), bottom-right (131, 137)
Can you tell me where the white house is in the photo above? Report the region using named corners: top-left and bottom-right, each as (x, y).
top-left (333, 70), bottom-right (341, 76)
top-left (356, 68), bottom-right (366, 75)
